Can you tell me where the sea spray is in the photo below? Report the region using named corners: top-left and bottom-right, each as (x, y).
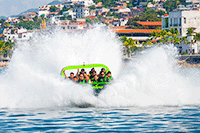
top-left (99, 45), bottom-right (200, 107)
top-left (0, 27), bottom-right (122, 108)
top-left (0, 26), bottom-right (200, 108)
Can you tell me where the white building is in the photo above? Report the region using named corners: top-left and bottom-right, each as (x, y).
top-left (177, 36), bottom-right (200, 54)
top-left (36, 10), bottom-right (50, 17)
top-left (162, 9), bottom-right (200, 37)
top-left (186, 0), bottom-right (200, 9)
top-left (74, 7), bottom-right (90, 18)
top-left (63, 0), bottom-right (94, 8)
top-left (63, 9), bottom-right (76, 19)
top-left (3, 27), bottom-right (32, 42)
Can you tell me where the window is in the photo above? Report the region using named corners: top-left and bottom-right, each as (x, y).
top-left (184, 17), bottom-right (186, 24)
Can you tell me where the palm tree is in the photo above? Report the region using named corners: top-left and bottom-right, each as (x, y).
top-left (124, 38), bottom-right (136, 57)
top-left (186, 28), bottom-right (195, 54)
top-left (0, 40), bottom-right (14, 58)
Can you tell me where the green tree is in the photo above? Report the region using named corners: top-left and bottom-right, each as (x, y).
top-left (194, 33), bottom-right (200, 41)
top-left (14, 21), bottom-right (40, 30)
top-left (163, 0), bottom-right (180, 13)
top-left (0, 19), bottom-right (5, 24)
top-left (156, 10), bottom-right (166, 18)
top-left (49, 6), bottom-right (58, 12)
top-left (88, 5), bottom-right (96, 10)
top-left (186, 28), bottom-right (195, 54)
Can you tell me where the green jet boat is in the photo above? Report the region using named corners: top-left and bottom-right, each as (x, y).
top-left (61, 64), bottom-right (111, 96)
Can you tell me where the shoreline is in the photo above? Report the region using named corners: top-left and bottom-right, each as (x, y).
top-left (0, 61), bottom-right (9, 68)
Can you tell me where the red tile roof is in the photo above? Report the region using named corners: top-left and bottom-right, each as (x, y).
top-left (114, 29), bottom-right (161, 33)
top-left (164, 14), bottom-right (169, 17)
top-left (136, 21), bottom-right (162, 26)
top-left (78, 22), bottom-right (86, 26)
top-left (112, 6), bottom-right (125, 10)
top-left (29, 12), bottom-right (36, 15)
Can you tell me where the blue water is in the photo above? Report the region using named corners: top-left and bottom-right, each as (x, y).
top-left (0, 106), bottom-right (200, 132)
top-left (1, 67), bottom-right (200, 132)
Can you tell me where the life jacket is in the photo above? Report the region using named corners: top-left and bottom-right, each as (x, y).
top-left (77, 79), bottom-right (89, 84)
top-left (107, 76), bottom-right (113, 82)
top-left (77, 79), bottom-right (86, 84)
top-left (98, 77), bottom-right (108, 82)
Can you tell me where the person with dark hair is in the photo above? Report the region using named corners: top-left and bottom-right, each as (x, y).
top-left (89, 67), bottom-right (96, 75)
top-left (97, 71), bottom-right (108, 83)
top-left (89, 71), bottom-right (97, 82)
top-left (77, 73), bottom-right (87, 84)
top-left (68, 72), bottom-right (75, 80)
top-left (106, 71), bottom-right (113, 82)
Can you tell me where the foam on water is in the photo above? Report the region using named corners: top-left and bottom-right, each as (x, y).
top-left (0, 27), bottom-right (200, 108)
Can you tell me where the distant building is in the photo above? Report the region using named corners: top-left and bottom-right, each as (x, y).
top-left (3, 27), bottom-right (32, 42)
top-left (5, 17), bottom-right (20, 25)
top-left (22, 12), bottom-right (37, 19)
top-left (114, 28), bottom-right (161, 42)
top-left (186, 0), bottom-right (200, 10)
top-left (162, 9), bottom-right (200, 37)
top-left (63, 0), bottom-right (94, 8)
top-left (36, 11), bottom-right (50, 18)
top-left (136, 21), bottom-right (162, 29)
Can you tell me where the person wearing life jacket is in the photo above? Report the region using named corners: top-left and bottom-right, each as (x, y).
top-left (77, 73), bottom-right (86, 84)
top-left (97, 71), bottom-right (108, 83)
top-left (89, 68), bottom-right (96, 75)
top-left (106, 71), bottom-right (113, 82)
top-left (90, 71), bottom-right (97, 82)
top-left (98, 68), bottom-right (107, 77)
top-left (62, 69), bottom-right (75, 80)
top-left (68, 72), bottom-right (75, 80)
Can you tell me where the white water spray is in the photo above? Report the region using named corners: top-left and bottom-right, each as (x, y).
top-left (0, 27), bottom-right (200, 108)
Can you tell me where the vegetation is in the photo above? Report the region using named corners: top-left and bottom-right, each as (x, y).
top-left (120, 36), bottom-right (138, 57)
top-left (163, 0), bottom-right (186, 13)
top-left (14, 20), bottom-right (41, 30)
top-left (0, 40), bottom-right (14, 58)
top-left (49, 6), bottom-right (58, 12)
top-left (126, 7), bottom-right (161, 26)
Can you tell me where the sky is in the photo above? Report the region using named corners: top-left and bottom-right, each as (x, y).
top-left (0, 0), bottom-right (54, 17)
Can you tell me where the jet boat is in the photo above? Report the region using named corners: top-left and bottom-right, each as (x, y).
top-left (61, 64), bottom-right (111, 96)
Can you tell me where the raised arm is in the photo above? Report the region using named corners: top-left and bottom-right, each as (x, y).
top-left (62, 69), bottom-right (69, 79)
top-left (76, 68), bottom-right (79, 78)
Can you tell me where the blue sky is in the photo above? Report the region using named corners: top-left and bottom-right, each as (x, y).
top-left (0, 0), bottom-right (53, 17)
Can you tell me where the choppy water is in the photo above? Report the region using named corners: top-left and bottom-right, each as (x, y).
top-left (1, 105), bottom-right (200, 132)
top-left (0, 27), bottom-right (200, 132)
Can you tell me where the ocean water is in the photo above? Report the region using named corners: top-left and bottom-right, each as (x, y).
top-left (0, 105), bottom-right (200, 132)
top-left (0, 27), bottom-right (200, 132)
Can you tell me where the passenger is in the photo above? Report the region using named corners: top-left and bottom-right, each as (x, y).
top-left (106, 71), bottom-right (113, 82)
top-left (77, 73), bottom-right (86, 83)
top-left (68, 72), bottom-right (75, 80)
top-left (89, 71), bottom-right (97, 81)
top-left (80, 68), bottom-right (86, 75)
top-left (62, 69), bottom-right (74, 80)
top-left (98, 68), bottom-right (107, 77)
top-left (73, 76), bottom-right (78, 82)
top-left (97, 71), bottom-right (108, 83)
top-left (89, 68), bottom-right (96, 75)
